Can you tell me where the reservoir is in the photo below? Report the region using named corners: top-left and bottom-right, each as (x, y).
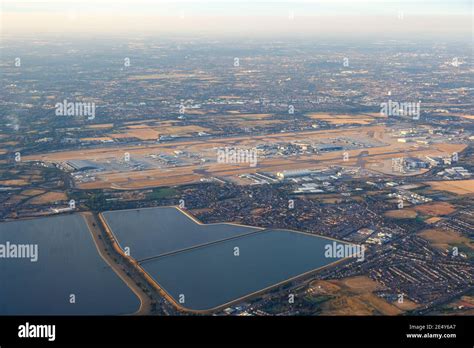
top-left (139, 227), bottom-right (347, 311)
top-left (102, 207), bottom-right (261, 260)
top-left (0, 214), bottom-right (140, 315)
top-left (101, 206), bottom-right (351, 311)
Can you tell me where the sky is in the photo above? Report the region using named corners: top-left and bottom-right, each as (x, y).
top-left (1, 0), bottom-right (472, 37)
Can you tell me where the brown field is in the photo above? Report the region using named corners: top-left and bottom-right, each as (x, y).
top-left (0, 179), bottom-right (29, 186)
top-left (324, 296), bottom-right (375, 315)
top-left (306, 112), bottom-right (386, 125)
top-left (426, 180), bottom-right (474, 195)
top-left (392, 299), bottom-right (420, 311)
top-left (309, 276), bottom-right (417, 315)
top-left (321, 197), bottom-right (344, 204)
top-left (309, 279), bottom-right (342, 295)
top-left (29, 191), bottom-right (68, 204)
top-left (330, 119), bottom-right (371, 125)
top-left (87, 123), bottom-right (114, 129)
top-left (418, 229), bottom-right (474, 251)
top-left (110, 128), bottom-right (159, 140)
top-left (339, 276), bottom-right (381, 292)
top-left (425, 217), bottom-right (443, 224)
top-left (458, 296), bottom-right (474, 307)
top-left (384, 209), bottom-right (417, 219)
top-left (434, 143), bottom-right (468, 153)
top-left (184, 109), bottom-right (207, 115)
top-left (414, 202), bottom-right (456, 216)
top-left (219, 96), bottom-right (241, 99)
top-left (24, 125), bottom-right (467, 190)
top-left (80, 137), bottom-right (114, 142)
top-left (1, 141), bottom-right (19, 146)
top-left (123, 120), bottom-right (170, 126)
top-left (21, 189), bottom-right (46, 196)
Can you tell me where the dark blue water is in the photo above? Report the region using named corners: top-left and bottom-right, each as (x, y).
top-left (102, 207), bottom-right (260, 260)
top-left (0, 214), bottom-right (140, 315)
top-left (140, 229), bottom-right (346, 311)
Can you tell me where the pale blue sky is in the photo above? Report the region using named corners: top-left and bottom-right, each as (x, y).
top-left (2, 0), bottom-right (471, 15)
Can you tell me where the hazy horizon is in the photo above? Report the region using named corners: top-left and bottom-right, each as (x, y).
top-left (1, 0), bottom-right (472, 39)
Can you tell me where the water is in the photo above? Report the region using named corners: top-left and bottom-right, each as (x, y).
top-left (0, 214), bottom-right (140, 315)
top-left (140, 229), bottom-right (346, 311)
top-left (102, 207), bottom-right (260, 260)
